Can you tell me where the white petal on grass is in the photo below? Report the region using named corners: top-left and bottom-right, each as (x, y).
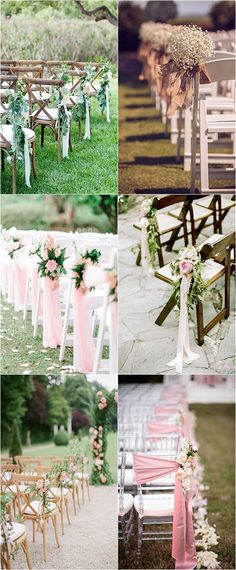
top-left (5, 337), bottom-right (13, 341)
top-left (21, 363), bottom-right (30, 368)
top-left (45, 357), bottom-right (52, 361)
top-left (40, 350), bottom-right (47, 353)
top-left (28, 350), bottom-right (36, 354)
top-left (26, 345), bottom-right (33, 348)
top-left (11, 349), bottom-right (19, 353)
top-left (13, 316), bottom-right (18, 320)
top-left (46, 366), bottom-right (55, 371)
top-left (23, 370), bottom-right (32, 375)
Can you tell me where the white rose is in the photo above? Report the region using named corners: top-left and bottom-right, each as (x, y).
top-left (54, 248), bottom-right (61, 258)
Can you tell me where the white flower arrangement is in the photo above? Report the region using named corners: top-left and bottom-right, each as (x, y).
top-left (196, 550), bottom-right (221, 569)
top-left (169, 25), bottom-right (214, 72)
top-left (176, 437), bottom-right (198, 495)
top-left (148, 23), bottom-right (174, 52)
top-left (139, 22), bottom-right (158, 43)
top-left (139, 199), bottom-right (159, 267)
top-left (6, 235), bottom-right (24, 258)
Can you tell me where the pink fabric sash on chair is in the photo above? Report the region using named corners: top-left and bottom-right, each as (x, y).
top-left (14, 260), bottom-right (27, 311)
top-left (147, 422), bottom-right (181, 435)
top-left (43, 277), bottom-right (62, 348)
top-left (133, 453), bottom-right (197, 570)
top-left (73, 287), bottom-right (95, 373)
top-left (32, 266), bottom-right (43, 322)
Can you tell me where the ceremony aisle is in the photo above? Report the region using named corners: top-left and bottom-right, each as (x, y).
top-left (118, 379), bottom-right (235, 569)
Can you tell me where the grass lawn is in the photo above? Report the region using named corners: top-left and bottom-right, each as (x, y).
top-left (119, 404), bottom-right (235, 569)
top-left (1, 294), bottom-right (108, 375)
top-left (2, 432), bottom-right (117, 482)
top-left (119, 81), bottom-right (235, 193)
top-left (1, 79), bottom-right (117, 195)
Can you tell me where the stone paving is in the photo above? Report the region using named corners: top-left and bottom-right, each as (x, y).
top-left (119, 197), bottom-right (235, 375)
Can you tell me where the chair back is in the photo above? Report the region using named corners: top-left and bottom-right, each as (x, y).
top-left (23, 77), bottom-right (63, 122)
top-left (10, 65), bottom-right (44, 79)
top-left (200, 231), bottom-right (236, 261)
top-left (202, 57), bottom-right (236, 83)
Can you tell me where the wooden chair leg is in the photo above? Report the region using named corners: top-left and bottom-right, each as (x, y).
top-left (78, 120), bottom-right (82, 142)
top-left (155, 292), bottom-right (176, 325)
top-left (65, 498), bottom-right (71, 525)
top-left (21, 537), bottom-right (32, 570)
top-left (41, 125), bottom-right (45, 147)
top-left (136, 249), bottom-right (141, 266)
top-left (32, 520), bottom-right (35, 543)
top-left (12, 154), bottom-right (17, 194)
top-left (225, 258), bottom-right (231, 319)
top-left (86, 480), bottom-right (90, 501)
top-left (52, 514), bottom-right (60, 548)
top-left (1, 149), bottom-right (5, 171)
top-left (42, 520), bottom-right (46, 562)
top-left (81, 480), bottom-right (85, 504)
top-left (69, 130), bottom-right (73, 152)
top-left (196, 301), bottom-right (204, 346)
top-left (157, 239), bottom-right (164, 268)
top-left (60, 499), bottom-right (64, 535)
top-left (166, 226), bottom-right (182, 252)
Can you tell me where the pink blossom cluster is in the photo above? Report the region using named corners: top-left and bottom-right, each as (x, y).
top-left (90, 424), bottom-right (107, 483)
top-left (97, 391), bottom-right (107, 410)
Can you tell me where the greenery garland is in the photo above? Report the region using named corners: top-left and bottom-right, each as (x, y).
top-left (96, 62), bottom-right (111, 113)
top-left (170, 246), bottom-right (207, 314)
top-left (90, 389), bottom-right (117, 485)
top-left (4, 90), bottom-right (30, 164)
top-left (139, 198), bottom-right (160, 267)
top-left (72, 248), bottom-right (101, 289)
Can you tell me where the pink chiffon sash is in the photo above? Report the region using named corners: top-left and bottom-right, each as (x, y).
top-left (73, 287), bottom-right (95, 373)
top-left (32, 266), bottom-right (43, 322)
top-left (133, 453), bottom-right (197, 570)
top-left (147, 422), bottom-right (181, 435)
top-left (14, 260), bottom-right (27, 311)
top-left (43, 277), bottom-right (62, 348)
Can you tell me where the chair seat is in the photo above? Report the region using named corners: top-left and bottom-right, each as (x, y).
top-left (32, 107), bottom-right (58, 121)
top-left (8, 484), bottom-right (27, 494)
top-left (170, 204), bottom-right (213, 222)
top-left (24, 500), bottom-right (56, 515)
top-left (48, 487), bottom-right (69, 498)
top-left (196, 196), bottom-right (235, 211)
top-left (118, 493), bottom-right (134, 516)
top-left (134, 492), bottom-right (174, 517)
top-left (156, 213), bottom-right (183, 234)
top-left (25, 91), bottom-right (51, 102)
top-left (155, 258), bottom-right (225, 284)
top-left (0, 522), bottom-right (26, 545)
top-left (0, 124), bottom-right (35, 144)
top-left (146, 474), bottom-right (176, 487)
top-left (76, 472), bottom-right (89, 480)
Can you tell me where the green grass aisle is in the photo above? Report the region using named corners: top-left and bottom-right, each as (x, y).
top-left (1, 79), bottom-right (118, 195)
top-left (119, 81), bottom-right (235, 193)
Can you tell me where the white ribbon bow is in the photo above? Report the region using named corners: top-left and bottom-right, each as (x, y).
top-left (167, 273), bottom-right (200, 374)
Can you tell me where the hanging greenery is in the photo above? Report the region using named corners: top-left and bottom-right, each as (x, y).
top-left (96, 62), bottom-right (111, 113)
top-left (90, 389), bottom-right (117, 485)
top-left (4, 90), bottom-right (30, 164)
top-left (72, 248), bottom-right (101, 290)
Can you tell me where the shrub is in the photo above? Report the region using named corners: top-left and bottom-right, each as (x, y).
top-left (9, 420), bottom-right (22, 459)
top-left (210, 1), bottom-right (235, 31)
top-left (54, 429), bottom-right (69, 446)
top-left (1, 16), bottom-right (117, 63)
top-left (72, 410), bottom-right (91, 434)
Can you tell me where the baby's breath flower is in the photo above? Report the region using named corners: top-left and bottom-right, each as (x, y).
top-left (169, 25), bottom-right (214, 72)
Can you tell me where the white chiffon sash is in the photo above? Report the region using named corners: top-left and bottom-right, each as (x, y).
top-left (84, 100), bottom-right (91, 140)
top-left (141, 226), bottom-right (152, 270)
top-left (167, 273), bottom-right (200, 374)
top-left (106, 85), bottom-right (110, 123)
top-left (24, 134), bottom-right (31, 187)
top-left (62, 106), bottom-right (70, 158)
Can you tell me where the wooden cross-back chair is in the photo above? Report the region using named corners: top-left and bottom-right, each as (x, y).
top-left (154, 231), bottom-right (235, 345)
top-left (0, 74), bottom-right (18, 118)
top-left (10, 473), bottom-right (60, 562)
top-left (0, 123), bottom-right (37, 194)
top-left (23, 77), bottom-right (72, 159)
top-left (195, 194), bottom-right (235, 234)
top-left (0, 485), bottom-right (32, 570)
top-left (66, 454), bottom-right (90, 506)
top-left (134, 195), bottom-right (215, 268)
top-left (10, 65), bottom-right (43, 79)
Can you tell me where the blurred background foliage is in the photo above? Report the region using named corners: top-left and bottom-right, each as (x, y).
top-left (119, 0), bottom-right (235, 51)
top-left (1, 375), bottom-right (117, 448)
top-left (1, 195), bottom-right (117, 233)
top-left (1, 0), bottom-right (117, 64)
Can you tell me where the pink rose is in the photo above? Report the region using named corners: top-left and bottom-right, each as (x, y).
top-left (179, 260), bottom-right (193, 274)
top-left (100, 474), bottom-right (107, 484)
top-left (46, 259), bottom-right (58, 272)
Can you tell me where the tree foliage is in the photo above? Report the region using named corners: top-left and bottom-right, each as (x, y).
top-left (72, 410), bottom-right (91, 434)
top-left (144, 1), bottom-right (177, 23)
top-left (209, 1), bottom-right (235, 30)
top-left (64, 374), bottom-right (93, 416)
top-left (9, 420), bottom-right (22, 460)
top-left (48, 385), bottom-right (70, 426)
top-left (1, 376), bottom-right (33, 448)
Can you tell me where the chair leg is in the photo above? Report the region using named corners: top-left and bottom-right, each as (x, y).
top-left (225, 257), bottom-right (231, 319)
top-left (136, 249), bottom-right (141, 266)
top-left (21, 537), bottom-right (32, 570)
top-left (65, 497), bottom-right (71, 525)
top-left (60, 500), bottom-right (65, 535)
top-left (52, 514), bottom-right (60, 548)
top-left (41, 125), bottom-right (45, 147)
top-left (76, 483), bottom-right (80, 509)
top-left (69, 130), bottom-right (73, 152)
top-left (1, 149), bottom-right (5, 171)
top-left (78, 120), bottom-right (82, 142)
top-left (42, 521), bottom-right (46, 562)
top-left (155, 293), bottom-right (176, 325)
top-left (32, 520), bottom-right (35, 543)
top-left (86, 480), bottom-right (90, 501)
top-left (196, 301), bottom-right (204, 346)
top-left (137, 516), bottom-right (143, 563)
top-left (72, 487), bottom-right (76, 515)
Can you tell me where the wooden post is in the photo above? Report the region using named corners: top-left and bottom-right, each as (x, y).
top-left (190, 71), bottom-right (200, 193)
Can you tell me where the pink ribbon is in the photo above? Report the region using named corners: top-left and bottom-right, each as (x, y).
top-left (147, 422), bottom-right (181, 435)
top-left (14, 260), bottom-right (27, 311)
top-left (133, 453), bottom-right (197, 570)
top-left (43, 277), bottom-right (62, 348)
top-left (73, 287), bottom-right (95, 372)
top-left (32, 266), bottom-right (43, 321)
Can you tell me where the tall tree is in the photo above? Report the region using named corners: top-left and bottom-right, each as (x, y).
top-left (48, 385), bottom-right (70, 427)
top-left (9, 420), bottom-right (22, 460)
top-left (64, 374), bottom-right (93, 416)
top-left (74, 0), bottom-right (117, 26)
top-left (1, 376), bottom-right (33, 448)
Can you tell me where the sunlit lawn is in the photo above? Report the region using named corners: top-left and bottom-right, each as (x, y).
top-left (1, 79), bottom-right (117, 195)
top-left (2, 432), bottom-right (117, 482)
